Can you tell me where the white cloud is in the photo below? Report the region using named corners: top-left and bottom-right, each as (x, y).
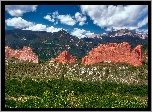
top-left (22, 24), bottom-right (47, 31)
top-left (43, 15), bottom-right (55, 22)
top-left (136, 28), bottom-right (148, 34)
top-left (5, 5), bottom-right (38, 16)
top-left (80, 5), bottom-right (148, 30)
top-left (49, 11), bottom-right (86, 26)
top-left (85, 32), bottom-right (94, 36)
top-left (46, 26), bottom-right (62, 32)
top-left (79, 22), bottom-right (85, 26)
top-left (54, 21), bottom-right (58, 25)
top-left (75, 12), bottom-right (86, 26)
top-left (137, 16), bottom-right (148, 27)
top-left (45, 11), bottom-right (87, 26)
top-left (71, 28), bottom-right (94, 38)
top-left (105, 28), bottom-right (113, 31)
top-left (57, 14), bottom-right (76, 26)
top-left (5, 17), bottom-right (34, 28)
top-left (5, 17), bottom-right (64, 33)
top-left (52, 11), bottom-right (59, 18)
top-left (23, 24), bottom-right (62, 33)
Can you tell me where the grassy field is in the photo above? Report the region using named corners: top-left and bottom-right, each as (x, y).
top-left (5, 58), bottom-right (148, 108)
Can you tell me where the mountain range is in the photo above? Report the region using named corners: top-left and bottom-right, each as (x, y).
top-left (5, 28), bottom-right (148, 61)
top-left (86, 29), bottom-right (148, 39)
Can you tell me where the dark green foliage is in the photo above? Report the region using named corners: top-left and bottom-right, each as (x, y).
top-left (19, 98), bottom-right (42, 108)
top-left (101, 81), bottom-right (148, 97)
top-left (118, 84), bottom-right (148, 97)
top-left (5, 78), bottom-right (148, 108)
top-left (5, 99), bottom-right (17, 108)
top-left (142, 44), bottom-right (148, 52)
top-left (38, 59), bottom-right (46, 64)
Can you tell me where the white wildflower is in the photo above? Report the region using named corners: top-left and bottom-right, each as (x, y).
top-left (81, 70), bottom-right (85, 74)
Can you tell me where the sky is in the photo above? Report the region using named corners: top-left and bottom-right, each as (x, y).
top-left (5, 5), bottom-right (148, 38)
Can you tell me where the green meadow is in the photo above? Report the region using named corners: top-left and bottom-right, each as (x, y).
top-left (5, 57), bottom-right (148, 108)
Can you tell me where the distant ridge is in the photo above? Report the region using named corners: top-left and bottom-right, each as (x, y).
top-left (86, 28), bottom-right (148, 39)
top-left (5, 28), bottom-right (148, 61)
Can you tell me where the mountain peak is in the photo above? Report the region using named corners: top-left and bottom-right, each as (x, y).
top-left (119, 28), bottom-right (129, 32)
top-left (108, 28), bottom-right (135, 37)
top-left (59, 29), bottom-right (68, 34)
top-left (85, 28), bottom-right (147, 39)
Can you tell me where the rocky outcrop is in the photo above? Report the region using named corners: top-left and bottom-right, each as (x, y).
top-left (5, 46), bottom-right (38, 63)
top-left (82, 42), bottom-right (142, 66)
top-left (51, 50), bottom-right (76, 64)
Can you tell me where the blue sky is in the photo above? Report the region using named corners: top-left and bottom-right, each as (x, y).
top-left (5, 5), bottom-right (148, 38)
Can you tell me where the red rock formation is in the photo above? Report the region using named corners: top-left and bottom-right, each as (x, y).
top-left (82, 42), bottom-right (142, 66)
top-left (5, 46), bottom-right (15, 58)
top-left (52, 50), bottom-right (76, 64)
top-left (5, 46), bottom-right (38, 63)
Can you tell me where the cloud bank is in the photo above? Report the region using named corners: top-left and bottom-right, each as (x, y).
top-left (5, 5), bottom-right (38, 17)
top-left (80, 5), bottom-right (148, 31)
top-left (5, 17), bottom-right (34, 28)
top-left (71, 28), bottom-right (94, 38)
top-left (43, 11), bottom-right (87, 26)
top-left (5, 17), bottom-right (64, 33)
top-left (5, 5), bottom-right (148, 36)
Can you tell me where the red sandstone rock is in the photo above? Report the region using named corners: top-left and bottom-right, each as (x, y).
top-left (5, 46), bottom-right (38, 63)
top-left (82, 42), bottom-right (142, 66)
top-left (53, 50), bottom-right (76, 64)
top-left (5, 46), bottom-right (15, 58)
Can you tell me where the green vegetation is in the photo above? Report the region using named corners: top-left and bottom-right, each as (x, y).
top-left (5, 58), bottom-right (148, 108)
top-left (142, 44), bottom-right (148, 52)
top-left (5, 78), bottom-right (148, 108)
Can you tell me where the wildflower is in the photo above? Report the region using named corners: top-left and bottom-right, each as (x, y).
top-left (81, 70), bottom-right (85, 74)
top-left (89, 71), bottom-right (93, 75)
